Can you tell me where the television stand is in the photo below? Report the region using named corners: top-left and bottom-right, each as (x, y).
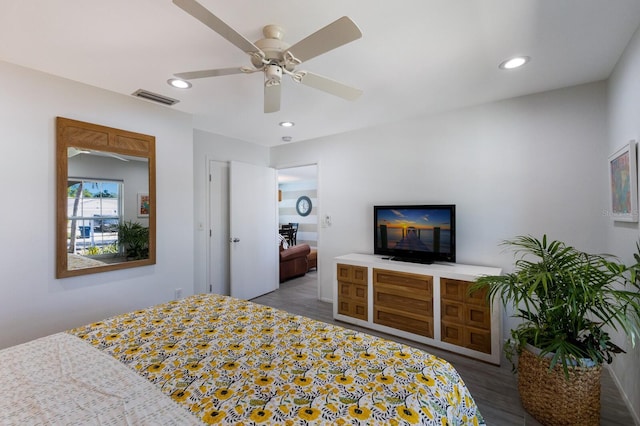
top-left (390, 256), bottom-right (433, 264)
top-left (334, 253), bottom-right (503, 365)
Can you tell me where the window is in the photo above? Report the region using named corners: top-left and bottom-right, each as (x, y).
top-left (67, 178), bottom-right (123, 256)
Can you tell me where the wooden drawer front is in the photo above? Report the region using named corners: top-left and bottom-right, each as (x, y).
top-left (465, 286), bottom-right (488, 306)
top-left (373, 269), bottom-right (432, 294)
top-left (337, 264), bottom-right (368, 285)
top-left (338, 299), bottom-right (368, 321)
top-left (441, 321), bottom-right (464, 347)
top-left (374, 307), bottom-right (433, 338)
top-left (375, 291), bottom-right (433, 317)
top-left (338, 282), bottom-right (367, 303)
top-left (351, 266), bottom-right (367, 285)
top-left (337, 264), bottom-right (351, 281)
top-left (441, 278), bottom-right (465, 301)
top-left (441, 300), bottom-right (464, 323)
top-left (465, 305), bottom-right (490, 329)
top-left (464, 327), bottom-right (491, 354)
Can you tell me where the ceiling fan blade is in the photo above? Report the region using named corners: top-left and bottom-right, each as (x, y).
top-left (296, 71), bottom-right (362, 101)
top-left (287, 16), bottom-right (362, 63)
top-left (174, 67), bottom-right (244, 80)
top-left (264, 81), bottom-right (281, 113)
top-left (172, 0), bottom-right (262, 55)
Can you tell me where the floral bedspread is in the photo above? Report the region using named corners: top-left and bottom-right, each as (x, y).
top-left (68, 294), bottom-right (484, 425)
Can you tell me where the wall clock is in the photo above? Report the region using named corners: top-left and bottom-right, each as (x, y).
top-left (296, 196), bottom-right (312, 217)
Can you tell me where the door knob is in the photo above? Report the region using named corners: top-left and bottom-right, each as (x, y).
top-left (229, 237), bottom-right (240, 243)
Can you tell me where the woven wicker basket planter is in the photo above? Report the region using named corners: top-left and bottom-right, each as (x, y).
top-left (517, 346), bottom-right (602, 426)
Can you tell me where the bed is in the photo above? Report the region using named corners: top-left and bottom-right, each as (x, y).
top-left (0, 294), bottom-right (485, 425)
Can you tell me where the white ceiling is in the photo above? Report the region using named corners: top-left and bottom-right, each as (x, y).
top-left (2, 1), bottom-right (640, 147)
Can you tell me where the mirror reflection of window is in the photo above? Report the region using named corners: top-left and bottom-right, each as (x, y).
top-left (67, 178), bottom-right (123, 259)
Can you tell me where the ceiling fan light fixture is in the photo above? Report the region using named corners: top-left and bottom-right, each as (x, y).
top-left (499, 56), bottom-right (530, 70)
top-left (279, 121), bottom-right (294, 127)
top-left (167, 78), bottom-right (192, 89)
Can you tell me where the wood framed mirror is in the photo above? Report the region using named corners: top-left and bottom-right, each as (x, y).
top-left (56, 117), bottom-right (156, 278)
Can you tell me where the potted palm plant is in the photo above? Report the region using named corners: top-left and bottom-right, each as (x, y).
top-left (471, 235), bottom-right (640, 426)
top-left (118, 221), bottom-right (149, 260)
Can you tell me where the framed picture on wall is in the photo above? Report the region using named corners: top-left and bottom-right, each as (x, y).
top-left (138, 193), bottom-right (150, 218)
top-left (608, 140), bottom-right (638, 222)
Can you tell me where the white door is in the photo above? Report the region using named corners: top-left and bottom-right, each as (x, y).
top-left (208, 160), bottom-right (230, 295)
top-left (229, 161), bottom-right (278, 299)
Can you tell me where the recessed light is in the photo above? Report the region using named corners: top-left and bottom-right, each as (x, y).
top-left (167, 78), bottom-right (192, 89)
top-left (499, 56), bottom-right (530, 70)
top-left (279, 121), bottom-right (295, 127)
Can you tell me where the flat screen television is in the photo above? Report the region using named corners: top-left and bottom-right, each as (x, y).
top-left (374, 204), bottom-right (456, 264)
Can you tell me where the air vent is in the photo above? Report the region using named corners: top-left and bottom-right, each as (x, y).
top-left (132, 89), bottom-right (179, 106)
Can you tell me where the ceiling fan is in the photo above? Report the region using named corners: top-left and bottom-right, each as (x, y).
top-left (172, 0), bottom-right (363, 113)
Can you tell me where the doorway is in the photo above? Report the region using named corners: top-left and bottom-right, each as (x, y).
top-left (277, 164), bottom-right (318, 294)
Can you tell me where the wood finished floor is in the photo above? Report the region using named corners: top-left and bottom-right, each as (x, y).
top-left (251, 271), bottom-right (636, 426)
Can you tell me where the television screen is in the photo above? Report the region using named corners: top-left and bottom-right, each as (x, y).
top-left (374, 204), bottom-right (456, 263)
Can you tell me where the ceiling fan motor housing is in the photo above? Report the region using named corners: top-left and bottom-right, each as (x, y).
top-left (265, 64), bottom-right (283, 84)
top-left (251, 27), bottom-right (294, 71)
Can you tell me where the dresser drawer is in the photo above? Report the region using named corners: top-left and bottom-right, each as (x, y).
top-left (338, 282), bottom-right (367, 303)
top-left (374, 306), bottom-right (433, 338)
top-left (337, 263), bottom-right (367, 285)
top-left (373, 269), bottom-right (432, 293)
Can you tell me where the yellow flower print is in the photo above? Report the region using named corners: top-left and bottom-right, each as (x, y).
top-left (249, 408), bottom-right (272, 423)
top-left (172, 330), bottom-right (185, 337)
top-left (360, 352), bottom-right (375, 360)
top-left (421, 406), bottom-right (434, 419)
top-left (376, 375), bottom-right (394, 385)
top-left (163, 343), bottom-right (178, 351)
top-left (397, 406), bottom-right (420, 424)
top-left (325, 353), bottom-right (340, 361)
top-left (147, 363), bottom-right (164, 372)
top-left (293, 353), bottom-right (307, 361)
top-left (441, 417), bottom-right (448, 426)
top-left (319, 336), bottom-right (332, 343)
top-left (396, 351), bottom-right (410, 359)
top-left (348, 405), bottom-right (371, 421)
top-left (202, 409), bottom-right (226, 424)
top-left (197, 342), bottom-right (210, 350)
top-left (125, 346), bottom-right (141, 355)
top-left (294, 376), bottom-right (312, 386)
top-left (214, 388), bottom-right (233, 400)
top-left (105, 333), bottom-right (119, 341)
top-left (141, 331), bottom-right (154, 338)
top-left (335, 375), bottom-right (353, 385)
top-left (416, 374), bottom-right (435, 387)
top-left (222, 361), bottom-right (238, 370)
top-left (229, 343), bottom-right (243, 351)
top-left (292, 342), bottom-right (305, 349)
top-left (298, 407), bottom-right (321, 421)
top-left (260, 363), bottom-right (275, 371)
top-left (262, 327), bottom-right (274, 333)
top-left (255, 376), bottom-right (274, 386)
top-left (204, 328), bottom-right (216, 335)
top-left (171, 389), bottom-right (190, 402)
top-left (185, 362), bottom-right (202, 372)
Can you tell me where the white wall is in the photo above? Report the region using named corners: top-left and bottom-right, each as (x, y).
top-left (271, 81), bottom-right (609, 302)
top-left (0, 60), bottom-right (194, 349)
top-left (607, 24), bottom-right (640, 423)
